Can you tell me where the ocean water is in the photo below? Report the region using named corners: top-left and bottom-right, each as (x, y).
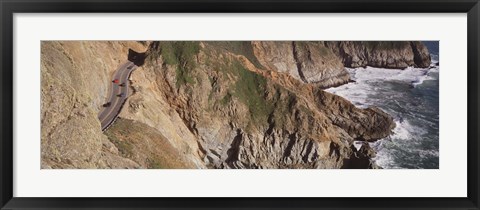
top-left (326, 42), bottom-right (439, 169)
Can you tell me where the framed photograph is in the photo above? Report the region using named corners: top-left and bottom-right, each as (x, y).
top-left (1, 0), bottom-right (479, 209)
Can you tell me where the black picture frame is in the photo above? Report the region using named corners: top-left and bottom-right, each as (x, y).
top-left (1, 0), bottom-right (479, 209)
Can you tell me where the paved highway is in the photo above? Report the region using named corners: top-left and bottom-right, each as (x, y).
top-left (98, 61), bottom-right (137, 131)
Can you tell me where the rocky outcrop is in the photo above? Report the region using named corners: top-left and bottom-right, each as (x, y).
top-left (410, 41), bottom-right (432, 68)
top-left (250, 41), bottom-right (300, 79)
top-left (104, 118), bottom-right (198, 168)
top-left (251, 41), bottom-right (431, 87)
top-left (40, 41), bottom-right (204, 169)
top-left (252, 41), bottom-right (350, 88)
top-left (324, 41), bottom-right (431, 69)
top-left (41, 41), bottom-right (407, 169)
top-left (315, 92), bottom-right (395, 141)
top-left (41, 41), bottom-right (148, 168)
top-left (119, 41), bottom-right (395, 169)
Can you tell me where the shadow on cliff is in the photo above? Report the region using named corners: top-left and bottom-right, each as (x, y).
top-left (225, 129), bottom-right (243, 168)
top-left (128, 49), bottom-right (146, 66)
top-left (341, 144), bottom-right (374, 169)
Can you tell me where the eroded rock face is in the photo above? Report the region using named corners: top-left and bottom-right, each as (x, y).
top-left (251, 41), bottom-right (300, 79)
top-left (41, 41), bottom-right (148, 168)
top-left (42, 41), bottom-right (423, 169)
top-left (410, 41), bottom-right (432, 68)
top-left (315, 92), bottom-right (395, 141)
top-left (324, 41), bottom-right (431, 68)
top-left (252, 41), bottom-right (350, 88)
top-left (120, 41), bottom-right (395, 169)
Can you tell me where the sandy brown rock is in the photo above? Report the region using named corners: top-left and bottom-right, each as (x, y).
top-left (41, 41), bottom-right (148, 169)
top-left (251, 41), bottom-right (300, 79)
top-left (127, 41), bottom-right (395, 169)
top-left (291, 42), bottom-right (349, 87)
top-left (410, 41), bottom-right (432, 68)
top-left (252, 41), bottom-right (350, 88)
top-left (104, 118), bottom-right (197, 168)
top-left (324, 41), bottom-right (431, 68)
top-left (315, 92), bottom-right (395, 141)
top-left (41, 41), bottom-right (403, 169)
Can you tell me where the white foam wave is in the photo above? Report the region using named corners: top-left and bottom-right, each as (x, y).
top-left (327, 66), bottom-right (438, 95)
top-left (428, 65), bottom-right (439, 73)
top-left (391, 118), bottom-right (427, 140)
top-left (370, 118), bottom-right (432, 168)
top-left (419, 149), bottom-right (439, 159)
top-left (369, 140), bottom-right (405, 169)
top-left (325, 82), bottom-right (371, 108)
top-left (353, 66), bottom-right (434, 85)
top-left (326, 63), bottom-right (439, 169)
top-left (326, 66), bottom-right (437, 108)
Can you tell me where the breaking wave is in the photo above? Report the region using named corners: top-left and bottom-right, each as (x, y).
top-left (326, 56), bottom-right (439, 169)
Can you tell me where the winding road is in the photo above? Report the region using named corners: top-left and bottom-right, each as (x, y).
top-left (98, 61), bottom-right (138, 131)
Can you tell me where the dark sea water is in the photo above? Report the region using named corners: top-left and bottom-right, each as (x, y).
top-left (326, 41), bottom-right (439, 169)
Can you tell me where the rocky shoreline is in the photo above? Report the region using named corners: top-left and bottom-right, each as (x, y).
top-left (40, 41), bottom-right (430, 169)
top-left (324, 41), bottom-right (431, 69)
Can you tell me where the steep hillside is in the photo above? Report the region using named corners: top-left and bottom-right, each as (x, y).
top-left (41, 41), bottom-right (200, 169)
top-left (41, 41), bottom-right (149, 168)
top-left (119, 41), bottom-right (395, 168)
top-left (252, 41), bottom-right (349, 88)
top-left (41, 41), bottom-right (431, 169)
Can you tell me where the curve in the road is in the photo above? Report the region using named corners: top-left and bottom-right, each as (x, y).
top-left (98, 61), bottom-right (137, 131)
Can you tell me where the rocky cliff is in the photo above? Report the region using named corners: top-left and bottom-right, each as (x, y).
top-left (41, 41), bottom-right (146, 168)
top-left (119, 41), bottom-right (395, 169)
top-left (41, 41), bottom-right (199, 169)
top-left (251, 41), bottom-right (349, 88)
top-left (41, 41), bottom-right (432, 169)
top-left (324, 41), bottom-right (431, 69)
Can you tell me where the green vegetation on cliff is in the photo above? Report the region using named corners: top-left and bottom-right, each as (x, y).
top-left (105, 118), bottom-right (194, 169)
top-left (230, 61), bottom-right (273, 125)
top-left (204, 54), bottom-right (274, 126)
top-left (270, 89), bottom-right (297, 128)
top-left (159, 41), bottom-right (200, 87)
top-left (208, 41), bottom-right (265, 69)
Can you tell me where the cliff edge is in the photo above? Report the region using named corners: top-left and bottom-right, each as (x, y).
top-left (41, 41), bottom-right (432, 169)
